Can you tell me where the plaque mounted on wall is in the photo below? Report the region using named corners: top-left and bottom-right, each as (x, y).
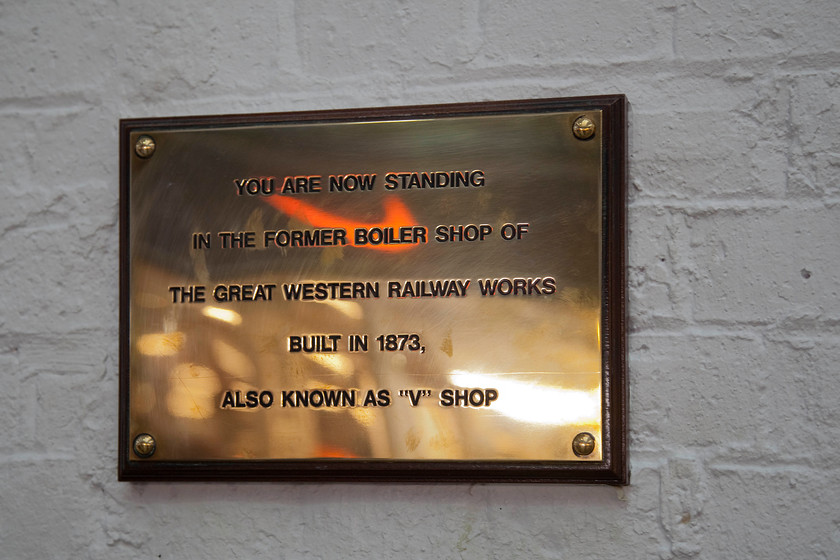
top-left (119, 95), bottom-right (627, 483)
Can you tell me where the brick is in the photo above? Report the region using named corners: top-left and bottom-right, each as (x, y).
top-left (0, 353), bottom-right (35, 453)
top-left (294, 1), bottom-right (484, 77)
top-left (661, 458), bottom-right (705, 557)
top-left (632, 100), bottom-right (790, 200)
top-left (0, 459), bottom-right (98, 558)
top-left (0, 110), bottom-right (114, 194)
top-left (479, 2), bottom-right (674, 65)
top-left (686, 206), bottom-right (840, 322)
top-left (0, 181), bottom-right (118, 335)
top-left (631, 332), bottom-right (840, 466)
top-left (700, 466), bottom-right (840, 557)
top-left (787, 73), bottom-right (840, 198)
top-left (628, 206), bottom-right (694, 330)
top-left (675, 1), bottom-right (840, 60)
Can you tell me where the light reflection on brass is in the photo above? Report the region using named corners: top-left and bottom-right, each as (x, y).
top-left (166, 363), bottom-right (221, 419)
top-left (449, 370), bottom-right (601, 427)
top-left (132, 382), bottom-right (156, 415)
top-left (211, 339), bottom-right (255, 379)
top-left (573, 116), bottom-right (596, 140)
top-left (128, 110), bottom-right (605, 462)
top-left (319, 300), bottom-right (364, 320)
top-left (133, 433), bottom-right (156, 458)
top-left (134, 135), bottom-right (156, 158)
top-left (202, 306), bottom-right (243, 326)
top-left (304, 353), bottom-right (355, 377)
top-left (572, 432), bottom-right (596, 457)
top-left (136, 332), bottom-right (184, 356)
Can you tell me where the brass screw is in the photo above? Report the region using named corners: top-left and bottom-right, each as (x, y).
top-left (572, 432), bottom-right (596, 456)
top-left (572, 116), bottom-right (596, 140)
top-left (134, 135), bottom-right (156, 158)
top-left (133, 433), bottom-right (156, 458)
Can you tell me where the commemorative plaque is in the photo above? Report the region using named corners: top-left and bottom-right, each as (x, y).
top-left (119, 95), bottom-right (627, 483)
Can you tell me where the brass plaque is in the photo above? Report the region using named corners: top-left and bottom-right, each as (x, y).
top-left (119, 96), bottom-right (627, 483)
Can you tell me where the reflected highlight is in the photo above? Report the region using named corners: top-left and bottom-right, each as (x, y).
top-left (137, 332), bottom-right (184, 356)
top-left (319, 299), bottom-right (364, 320)
top-left (305, 353), bottom-right (354, 377)
top-left (167, 363), bottom-right (221, 419)
top-left (266, 196), bottom-right (420, 252)
top-left (202, 306), bottom-right (243, 326)
top-left (450, 370), bottom-right (600, 426)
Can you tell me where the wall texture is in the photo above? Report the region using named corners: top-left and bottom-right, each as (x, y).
top-left (2, 1), bottom-right (839, 558)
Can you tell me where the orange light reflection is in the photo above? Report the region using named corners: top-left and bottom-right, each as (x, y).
top-left (266, 196), bottom-right (421, 252)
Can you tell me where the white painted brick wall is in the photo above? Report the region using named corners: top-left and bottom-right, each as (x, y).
top-left (1, 0), bottom-right (838, 557)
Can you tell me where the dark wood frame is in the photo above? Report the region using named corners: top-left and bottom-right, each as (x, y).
top-left (119, 95), bottom-right (627, 483)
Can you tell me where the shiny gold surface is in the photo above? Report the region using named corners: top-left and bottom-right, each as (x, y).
top-left (127, 110), bottom-right (604, 462)
top-left (133, 433), bottom-right (156, 458)
top-left (572, 116), bottom-right (596, 140)
top-left (572, 432), bottom-right (596, 456)
top-left (134, 135), bottom-right (156, 158)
